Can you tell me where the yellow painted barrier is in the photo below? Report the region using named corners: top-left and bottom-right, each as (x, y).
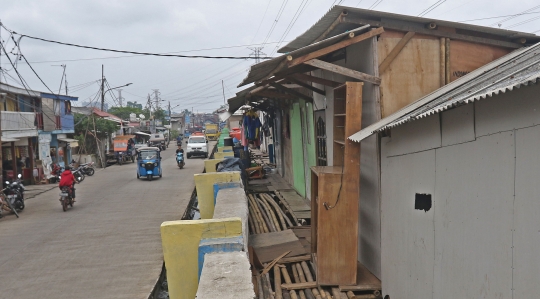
top-left (214, 152), bottom-right (234, 159)
top-left (194, 172), bottom-right (241, 219)
top-left (161, 217), bottom-right (243, 299)
top-left (204, 159), bottom-right (224, 173)
top-left (217, 146), bottom-right (233, 152)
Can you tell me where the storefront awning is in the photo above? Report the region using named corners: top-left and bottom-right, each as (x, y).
top-left (58, 138), bottom-right (79, 147)
top-left (1, 137), bottom-right (20, 142)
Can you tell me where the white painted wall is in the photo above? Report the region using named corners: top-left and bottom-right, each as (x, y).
top-left (380, 84), bottom-right (540, 299)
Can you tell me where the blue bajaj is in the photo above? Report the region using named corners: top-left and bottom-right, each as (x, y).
top-left (136, 147), bottom-right (162, 181)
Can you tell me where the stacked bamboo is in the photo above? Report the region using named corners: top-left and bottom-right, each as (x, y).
top-left (255, 259), bottom-right (382, 299)
top-left (248, 192), bottom-right (297, 234)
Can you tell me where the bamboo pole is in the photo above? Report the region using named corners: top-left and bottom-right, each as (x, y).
top-left (318, 287), bottom-right (326, 299)
top-left (346, 291), bottom-right (356, 299)
top-left (261, 193), bottom-right (286, 230)
top-left (257, 274), bottom-right (264, 299)
top-left (262, 193), bottom-right (289, 230)
top-left (274, 191), bottom-right (300, 225)
top-left (295, 263), bottom-right (307, 283)
top-left (248, 204), bottom-right (263, 234)
top-left (253, 194), bottom-right (276, 232)
top-left (305, 289), bottom-right (316, 299)
top-left (248, 210), bottom-right (257, 234)
top-left (281, 265), bottom-right (298, 299)
top-left (249, 194), bottom-right (269, 233)
top-left (291, 263), bottom-right (300, 284)
top-left (332, 288), bottom-right (342, 299)
top-left (258, 195), bottom-right (281, 231)
top-left (274, 266), bottom-right (283, 299)
top-left (264, 273), bottom-right (275, 299)
top-left (300, 261), bottom-right (320, 298)
top-left (283, 290), bottom-right (292, 299)
top-left (299, 290), bottom-right (307, 299)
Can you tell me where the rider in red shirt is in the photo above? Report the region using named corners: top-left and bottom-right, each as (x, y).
top-left (59, 169), bottom-right (78, 201)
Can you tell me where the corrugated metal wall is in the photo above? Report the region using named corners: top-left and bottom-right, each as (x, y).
top-left (380, 84), bottom-right (540, 298)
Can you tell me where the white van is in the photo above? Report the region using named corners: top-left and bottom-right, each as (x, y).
top-left (186, 135), bottom-right (208, 158)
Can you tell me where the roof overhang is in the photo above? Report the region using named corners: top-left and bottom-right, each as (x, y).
top-left (57, 138), bottom-right (79, 147)
top-left (41, 93), bottom-right (78, 101)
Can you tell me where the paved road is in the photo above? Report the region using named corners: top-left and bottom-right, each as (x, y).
top-left (0, 145), bottom-right (208, 298)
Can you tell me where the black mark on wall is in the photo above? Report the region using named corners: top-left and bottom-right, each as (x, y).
top-left (415, 193), bottom-right (432, 212)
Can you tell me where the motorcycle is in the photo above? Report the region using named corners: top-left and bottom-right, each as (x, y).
top-left (49, 163), bottom-right (63, 183)
top-left (176, 152), bottom-right (185, 169)
top-left (59, 176), bottom-right (81, 212)
top-left (80, 162), bottom-right (95, 176)
top-left (1, 174), bottom-right (25, 217)
top-left (71, 166), bottom-right (85, 183)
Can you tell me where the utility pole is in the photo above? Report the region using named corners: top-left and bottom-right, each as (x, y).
top-left (222, 80), bottom-right (226, 105)
top-left (100, 65), bottom-right (105, 111)
top-left (168, 101), bottom-right (171, 125)
top-left (117, 89), bottom-right (123, 107)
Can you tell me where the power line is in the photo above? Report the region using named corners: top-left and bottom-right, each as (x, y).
top-left (4, 29), bottom-right (273, 60)
top-left (368, 0), bottom-right (383, 10)
top-left (251, 0), bottom-right (274, 44)
top-left (261, 0), bottom-right (290, 47)
top-left (488, 5), bottom-right (540, 27)
top-left (417, 0), bottom-right (446, 17)
top-left (458, 11), bottom-right (540, 23)
top-left (506, 15), bottom-right (540, 29)
top-left (271, 0), bottom-right (311, 56)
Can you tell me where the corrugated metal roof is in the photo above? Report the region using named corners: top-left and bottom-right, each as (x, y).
top-left (348, 42), bottom-right (540, 142)
top-left (280, 6), bottom-right (540, 53)
top-left (237, 25), bottom-right (371, 87)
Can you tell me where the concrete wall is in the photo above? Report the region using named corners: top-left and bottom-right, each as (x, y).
top-left (379, 84), bottom-right (540, 298)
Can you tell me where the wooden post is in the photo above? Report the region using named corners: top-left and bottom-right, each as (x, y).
top-left (275, 266), bottom-right (283, 299)
top-left (11, 141), bottom-right (16, 178)
top-left (445, 38), bottom-right (451, 84)
top-left (439, 38), bottom-right (446, 87)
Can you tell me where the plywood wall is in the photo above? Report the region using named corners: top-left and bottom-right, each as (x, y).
top-left (449, 40), bottom-right (511, 82)
top-left (378, 31), bottom-right (442, 118)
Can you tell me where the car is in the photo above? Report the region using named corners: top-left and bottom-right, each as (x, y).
top-left (186, 135), bottom-right (208, 158)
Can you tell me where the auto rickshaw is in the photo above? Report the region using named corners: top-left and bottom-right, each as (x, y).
top-left (113, 135), bottom-right (136, 165)
top-left (136, 147), bottom-right (162, 181)
top-left (148, 133), bottom-right (167, 151)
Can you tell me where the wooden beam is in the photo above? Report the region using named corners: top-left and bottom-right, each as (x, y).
top-left (288, 27), bottom-right (385, 68)
top-left (285, 77), bottom-right (326, 95)
top-left (270, 83), bottom-right (313, 101)
top-left (247, 85), bottom-right (269, 98)
top-left (253, 90), bottom-right (296, 100)
top-left (281, 281), bottom-right (318, 290)
top-left (303, 59), bottom-right (382, 85)
top-left (378, 31), bottom-right (415, 74)
top-left (342, 16), bottom-right (522, 49)
top-left (291, 73), bottom-right (341, 88)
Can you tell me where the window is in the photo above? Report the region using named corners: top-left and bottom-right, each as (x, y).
top-left (316, 114), bottom-right (327, 166)
top-left (65, 101), bottom-right (72, 114)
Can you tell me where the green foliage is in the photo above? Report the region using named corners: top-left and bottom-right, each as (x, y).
top-left (170, 129), bottom-right (180, 139)
top-left (108, 106), bottom-right (148, 120)
top-left (153, 108), bottom-right (166, 122)
top-left (74, 114), bottom-right (119, 154)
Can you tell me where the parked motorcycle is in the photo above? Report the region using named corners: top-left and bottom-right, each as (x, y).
top-left (49, 163), bottom-right (63, 183)
top-left (80, 162), bottom-right (95, 176)
top-left (1, 174), bottom-right (25, 217)
top-left (176, 152), bottom-right (185, 169)
top-left (71, 166), bottom-right (85, 183)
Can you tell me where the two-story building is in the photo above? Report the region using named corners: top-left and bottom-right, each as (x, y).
top-left (0, 82), bottom-right (77, 183)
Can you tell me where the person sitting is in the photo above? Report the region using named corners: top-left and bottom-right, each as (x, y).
top-left (176, 145), bottom-right (184, 154)
top-left (59, 168), bottom-right (78, 201)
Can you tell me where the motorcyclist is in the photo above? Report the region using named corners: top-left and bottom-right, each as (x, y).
top-left (176, 135), bottom-right (183, 145)
top-left (59, 168), bottom-right (78, 201)
top-left (176, 145), bottom-right (185, 165)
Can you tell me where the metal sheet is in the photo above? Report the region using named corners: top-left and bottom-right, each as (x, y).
top-left (380, 148), bottom-right (435, 299)
top-left (433, 132), bottom-right (514, 298)
top-left (441, 103), bottom-right (475, 146)
top-left (386, 114), bottom-right (441, 157)
top-left (475, 84), bottom-right (540, 138)
top-left (280, 6), bottom-right (540, 53)
top-left (514, 125), bottom-right (540, 297)
top-left (349, 42), bottom-right (540, 142)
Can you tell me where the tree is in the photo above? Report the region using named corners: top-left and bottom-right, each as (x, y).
top-left (108, 106), bottom-right (148, 120)
top-left (74, 114), bottom-right (119, 154)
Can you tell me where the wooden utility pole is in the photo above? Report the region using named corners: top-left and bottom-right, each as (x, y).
top-left (100, 65), bottom-right (105, 111)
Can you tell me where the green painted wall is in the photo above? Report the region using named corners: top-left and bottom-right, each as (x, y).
top-left (290, 102), bottom-right (306, 197)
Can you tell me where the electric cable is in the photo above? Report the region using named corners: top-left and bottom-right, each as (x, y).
top-left (488, 5), bottom-right (540, 27)
top-left (9, 32), bottom-right (272, 60)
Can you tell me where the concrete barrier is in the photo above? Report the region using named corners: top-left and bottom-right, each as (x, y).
top-left (196, 252), bottom-right (256, 299)
top-left (214, 187), bottom-right (249, 250)
top-left (217, 146), bottom-right (233, 152)
top-left (194, 172), bottom-right (241, 219)
top-left (204, 159), bottom-right (224, 173)
top-left (198, 236), bottom-right (243, 279)
top-left (160, 217), bottom-right (243, 299)
top-left (214, 152), bottom-right (234, 160)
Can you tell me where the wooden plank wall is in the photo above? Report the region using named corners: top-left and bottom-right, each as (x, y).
top-left (378, 31), bottom-right (442, 118)
top-left (378, 30), bottom-right (514, 118)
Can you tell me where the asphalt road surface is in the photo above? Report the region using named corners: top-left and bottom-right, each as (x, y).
top-left (0, 144), bottom-right (208, 298)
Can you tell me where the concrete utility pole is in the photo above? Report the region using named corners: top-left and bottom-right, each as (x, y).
top-left (100, 65), bottom-right (105, 111)
top-left (168, 101), bottom-right (171, 125)
top-left (222, 80), bottom-right (226, 105)
top-left (117, 89), bottom-right (123, 107)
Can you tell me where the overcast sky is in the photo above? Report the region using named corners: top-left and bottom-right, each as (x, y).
top-left (1, 0), bottom-right (539, 113)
